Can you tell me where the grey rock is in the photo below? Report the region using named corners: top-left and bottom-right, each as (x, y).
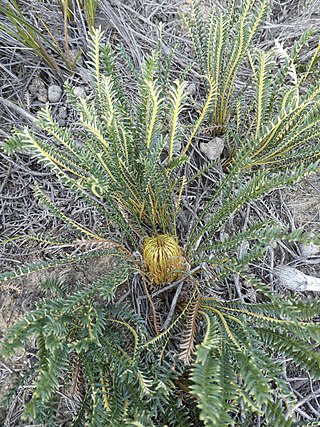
top-left (300, 243), bottom-right (320, 257)
top-left (73, 86), bottom-right (86, 98)
top-left (48, 85), bottom-right (62, 103)
top-left (200, 137), bottom-right (225, 160)
top-left (187, 82), bottom-right (197, 96)
top-left (274, 266), bottom-right (307, 290)
top-left (274, 265), bottom-right (320, 292)
top-left (58, 106), bottom-right (67, 119)
top-left (29, 77), bottom-right (47, 103)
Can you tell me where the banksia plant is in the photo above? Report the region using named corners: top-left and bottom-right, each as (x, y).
top-left (143, 234), bottom-right (184, 285)
top-left (185, 0), bottom-right (320, 170)
top-left (228, 34), bottom-right (320, 171)
top-left (184, 0), bottom-right (270, 135)
top-left (1, 3), bottom-right (320, 426)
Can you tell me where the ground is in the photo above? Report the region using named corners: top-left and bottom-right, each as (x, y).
top-left (0, 0), bottom-right (320, 425)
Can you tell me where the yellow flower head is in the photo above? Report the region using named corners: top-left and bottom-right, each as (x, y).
top-left (143, 234), bottom-right (183, 286)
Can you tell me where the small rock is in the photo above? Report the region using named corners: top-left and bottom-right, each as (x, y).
top-left (57, 106), bottom-right (67, 126)
top-left (300, 243), bottom-right (320, 257)
top-left (58, 106), bottom-right (67, 119)
top-left (37, 88), bottom-right (48, 103)
top-left (200, 137), bottom-right (225, 160)
top-left (29, 77), bottom-right (47, 103)
top-left (48, 85), bottom-right (62, 103)
top-left (187, 82), bottom-right (197, 96)
top-left (73, 86), bottom-right (86, 98)
top-left (274, 266), bottom-right (307, 290)
top-left (274, 265), bottom-right (320, 292)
